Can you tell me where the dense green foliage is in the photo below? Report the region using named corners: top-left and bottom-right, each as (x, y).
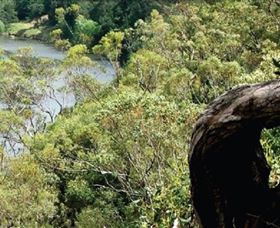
top-left (0, 0), bottom-right (280, 227)
top-left (1, 0), bottom-right (162, 46)
top-left (0, 0), bottom-right (17, 25)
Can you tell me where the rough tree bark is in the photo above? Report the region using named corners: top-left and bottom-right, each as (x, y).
top-left (189, 79), bottom-right (280, 228)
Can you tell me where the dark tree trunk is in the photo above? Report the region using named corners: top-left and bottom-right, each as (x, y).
top-left (189, 79), bottom-right (280, 228)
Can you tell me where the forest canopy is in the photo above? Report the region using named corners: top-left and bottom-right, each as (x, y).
top-left (0, 0), bottom-right (279, 227)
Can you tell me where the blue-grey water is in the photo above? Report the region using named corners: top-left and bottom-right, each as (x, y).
top-left (0, 36), bottom-right (115, 83)
top-left (0, 36), bottom-right (115, 154)
top-left (0, 36), bottom-right (65, 59)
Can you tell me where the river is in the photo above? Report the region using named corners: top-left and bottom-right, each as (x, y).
top-left (0, 36), bottom-right (115, 154)
top-left (0, 36), bottom-right (115, 83)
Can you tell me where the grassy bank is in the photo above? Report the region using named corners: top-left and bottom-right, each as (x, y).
top-left (5, 16), bottom-right (52, 41)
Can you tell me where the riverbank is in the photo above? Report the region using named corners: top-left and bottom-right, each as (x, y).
top-left (3, 15), bottom-right (53, 42)
top-left (6, 23), bottom-right (52, 41)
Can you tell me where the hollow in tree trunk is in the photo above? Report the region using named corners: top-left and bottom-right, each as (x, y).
top-left (189, 79), bottom-right (280, 228)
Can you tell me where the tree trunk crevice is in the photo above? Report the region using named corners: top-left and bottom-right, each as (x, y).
top-left (189, 79), bottom-right (280, 228)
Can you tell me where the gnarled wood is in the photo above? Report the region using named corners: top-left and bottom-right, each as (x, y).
top-left (189, 79), bottom-right (280, 228)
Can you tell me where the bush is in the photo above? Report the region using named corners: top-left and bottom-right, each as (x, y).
top-left (0, 20), bottom-right (5, 33)
top-left (23, 28), bottom-right (41, 38)
top-left (54, 39), bottom-right (71, 51)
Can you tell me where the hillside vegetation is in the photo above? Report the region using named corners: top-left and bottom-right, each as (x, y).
top-left (0, 0), bottom-right (279, 227)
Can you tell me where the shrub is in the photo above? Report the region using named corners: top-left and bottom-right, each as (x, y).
top-left (0, 20), bottom-right (5, 33)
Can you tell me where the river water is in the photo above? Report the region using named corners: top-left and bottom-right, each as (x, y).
top-left (0, 36), bottom-right (115, 153)
top-left (0, 36), bottom-right (115, 83)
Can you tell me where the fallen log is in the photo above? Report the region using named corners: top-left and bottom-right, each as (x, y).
top-left (189, 79), bottom-right (280, 228)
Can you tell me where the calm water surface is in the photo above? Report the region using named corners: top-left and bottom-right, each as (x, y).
top-left (0, 36), bottom-right (115, 153)
top-left (0, 36), bottom-right (115, 83)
